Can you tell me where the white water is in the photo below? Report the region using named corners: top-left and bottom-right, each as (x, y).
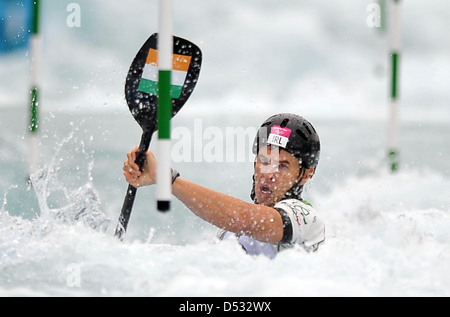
top-left (1, 0), bottom-right (449, 297)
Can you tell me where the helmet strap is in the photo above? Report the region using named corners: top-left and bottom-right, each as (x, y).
top-left (282, 167), bottom-right (306, 200)
top-left (250, 174), bottom-right (257, 203)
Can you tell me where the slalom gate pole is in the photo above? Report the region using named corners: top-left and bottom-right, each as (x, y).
top-left (28, 0), bottom-right (41, 179)
top-left (156, 0), bottom-right (173, 211)
top-left (388, 0), bottom-right (401, 172)
top-left (378, 0), bottom-right (387, 33)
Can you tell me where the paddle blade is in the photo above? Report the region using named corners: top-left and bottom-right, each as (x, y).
top-left (115, 34), bottom-right (202, 240)
top-left (125, 33), bottom-right (202, 133)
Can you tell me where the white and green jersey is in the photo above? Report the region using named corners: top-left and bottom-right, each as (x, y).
top-left (219, 199), bottom-right (325, 259)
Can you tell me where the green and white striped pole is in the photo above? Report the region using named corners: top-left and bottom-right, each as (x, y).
top-left (388, 0), bottom-right (401, 172)
top-left (28, 0), bottom-right (41, 178)
top-left (157, 0), bottom-right (173, 211)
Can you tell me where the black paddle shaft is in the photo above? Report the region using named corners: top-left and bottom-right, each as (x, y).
top-left (115, 130), bottom-right (152, 239)
top-left (114, 33), bottom-right (202, 240)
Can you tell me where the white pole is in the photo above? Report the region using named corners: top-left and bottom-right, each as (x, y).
top-left (388, 0), bottom-right (401, 172)
top-left (156, 0), bottom-right (173, 211)
top-left (28, 0), bottom-right (42, 180)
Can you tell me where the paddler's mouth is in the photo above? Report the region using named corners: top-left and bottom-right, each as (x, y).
top-left (259, 184), bottom-right (273, 195)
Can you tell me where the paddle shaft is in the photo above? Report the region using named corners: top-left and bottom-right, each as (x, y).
top-left (115, 130), bottom-right (153, 239)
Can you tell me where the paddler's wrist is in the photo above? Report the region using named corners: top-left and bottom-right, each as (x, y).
top-left (171, 168), bottom-right (180, 184)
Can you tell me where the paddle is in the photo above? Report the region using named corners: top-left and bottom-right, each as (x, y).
top-left (114, 33), bottom-right (202, 239)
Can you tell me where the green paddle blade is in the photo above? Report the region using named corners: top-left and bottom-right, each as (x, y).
top-left (125, 32), bottom-right (202, 133)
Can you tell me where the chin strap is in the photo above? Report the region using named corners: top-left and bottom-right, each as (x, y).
top-left (282, 167), bottom-right (306, 200)
top-left (250, 174), bottom-right (257, 203)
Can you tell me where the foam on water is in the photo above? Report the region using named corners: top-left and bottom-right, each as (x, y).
top-left (1, 142), bottom-right (449, 296)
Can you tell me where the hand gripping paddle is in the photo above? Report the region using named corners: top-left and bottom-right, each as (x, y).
top-left (115, 33), bottom-right (202, 239)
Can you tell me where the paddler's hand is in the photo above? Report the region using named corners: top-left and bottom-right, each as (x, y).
top-left (123, 146), bottom-right (157, 187)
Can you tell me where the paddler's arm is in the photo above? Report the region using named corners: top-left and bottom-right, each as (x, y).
top-left (172, 177), bottom-right (284, 243)
top-left (123, 147), bottom-right (284, 243)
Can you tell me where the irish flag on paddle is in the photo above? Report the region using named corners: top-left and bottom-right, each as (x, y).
top-left (138, 48), bottom-right (191, 98)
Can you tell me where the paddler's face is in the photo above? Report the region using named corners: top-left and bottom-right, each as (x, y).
top-left (254, 146), bottom-right (301, 207)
